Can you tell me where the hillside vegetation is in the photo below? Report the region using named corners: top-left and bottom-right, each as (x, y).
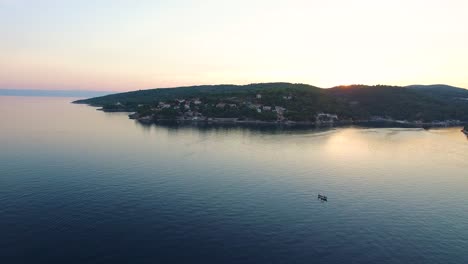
top-left (74, 82), bottom-right (468, 123)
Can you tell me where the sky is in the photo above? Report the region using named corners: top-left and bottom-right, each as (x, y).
top-left (1, 0), bottom-right (467, 91)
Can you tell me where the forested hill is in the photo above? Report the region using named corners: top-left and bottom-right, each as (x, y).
top-left (407, 84), bottom-right (468, 99)
top-left (73, 83), bottom-right (468, 122)
top-left (327, 85), bottom-right (468, 121)
top-left (73, 83), bottom-right (322, 105)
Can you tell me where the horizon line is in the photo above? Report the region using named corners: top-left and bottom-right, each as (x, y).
top-left (2, 82), bottom-right (467, 93)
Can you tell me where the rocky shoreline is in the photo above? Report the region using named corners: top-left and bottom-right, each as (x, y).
top-left (128, 113), bottom-right (465, 128)
top-left (93, 107), bottom-right (466, 129)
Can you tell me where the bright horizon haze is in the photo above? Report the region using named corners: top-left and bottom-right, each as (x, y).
top-left (1, 0), bottom-right (467, 91)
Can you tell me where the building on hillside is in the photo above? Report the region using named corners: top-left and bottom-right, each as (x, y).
top-left (275, 106), bottom-right (285, 113)
top-left (316, 113), bottom-right (339, 123)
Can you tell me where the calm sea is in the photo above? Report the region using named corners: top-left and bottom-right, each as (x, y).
top-left (1, 96), bottom-right (467, 264)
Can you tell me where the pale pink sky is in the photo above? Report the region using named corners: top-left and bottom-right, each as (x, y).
top-left (1, 0), bottom-right (468, 91)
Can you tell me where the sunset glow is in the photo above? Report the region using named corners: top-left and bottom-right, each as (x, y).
top-left (1, 0), bottom-right (468, 91)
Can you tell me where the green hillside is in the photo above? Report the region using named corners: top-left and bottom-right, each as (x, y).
top-left (74, 83), bottom-right (468, 122)
top-left (407, 84), bottom-right (468, 100)
top-left (327, 85), bottom-right (468, 121)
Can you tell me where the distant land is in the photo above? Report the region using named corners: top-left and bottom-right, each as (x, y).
top-left (0, 89), bottom-right (114, 98)
top-left (74, 83), bottom-right (468, 127)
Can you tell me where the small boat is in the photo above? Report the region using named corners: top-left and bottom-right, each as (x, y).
top-left (317, 194), bottom-right (328, 201)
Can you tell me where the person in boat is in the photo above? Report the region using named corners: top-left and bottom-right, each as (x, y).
top-left (318, 194), bottom-right (327, 200)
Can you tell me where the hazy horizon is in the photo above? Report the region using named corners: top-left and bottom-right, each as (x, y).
top-left (2, 82), bottom-right (468, 94)
top-left (1, 0), bottom-right (468, 91)
top-left (0, 88), bottom-right (114, 98)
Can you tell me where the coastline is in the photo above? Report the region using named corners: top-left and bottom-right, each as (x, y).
top-left (89, 105), bottom-right (467, 129)
top-left (131, 115), bottom-right (466, 129)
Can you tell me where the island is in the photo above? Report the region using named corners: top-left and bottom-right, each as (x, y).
top-left (74, 82), bottom-right (468, 127)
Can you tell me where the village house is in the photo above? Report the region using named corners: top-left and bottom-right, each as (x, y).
top-left (316, 113), bottom-right (339, 123)
top-left (256, 94), bottom-right (262, 99)
top-left (263, 106), bottom-right (272, 111)
top-left (216, 103), bottom-right (226, 108)
top-left (275, 106), bottom-right (285, 113)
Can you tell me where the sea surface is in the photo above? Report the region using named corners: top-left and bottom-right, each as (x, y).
top-left (1, 96), bottom-right (468, 264)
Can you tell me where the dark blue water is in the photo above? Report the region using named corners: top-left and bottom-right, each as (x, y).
top-left (1, 96), bottom-right (468, 263)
